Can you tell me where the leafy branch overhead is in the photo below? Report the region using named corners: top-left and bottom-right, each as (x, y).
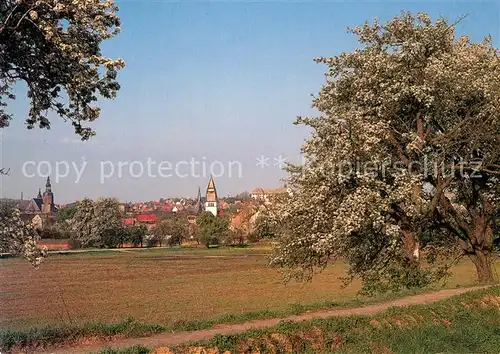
top-left (0, 0), bottom-right (125, 139)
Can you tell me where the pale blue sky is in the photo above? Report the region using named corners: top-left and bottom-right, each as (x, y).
top-left (1, 1), bottom-right (498, 203)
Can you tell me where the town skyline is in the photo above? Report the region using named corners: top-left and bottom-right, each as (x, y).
top-left (0, 2), bottom-right (498, 202)
top-left (2, 174), bottom-right (285, 205)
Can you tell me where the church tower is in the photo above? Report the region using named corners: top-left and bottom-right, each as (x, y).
top-left (41, 176), bottom-right (55, 214)
top-left (194, 186), bottom-right (203, 214)
top-left (204, 176), bottom-right (218, 216)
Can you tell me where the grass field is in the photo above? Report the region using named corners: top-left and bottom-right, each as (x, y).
top-left (160, 286), bottom-right (500, 354)
top-left (0, 245), bottom-right (496, 333)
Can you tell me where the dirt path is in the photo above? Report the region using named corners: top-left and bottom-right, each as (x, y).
top-left (45, 285), bottom-right (489, 354)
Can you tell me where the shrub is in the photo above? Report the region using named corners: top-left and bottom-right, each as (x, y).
top-left (144, 234), bottom-right (160, 248)
top-left (126, 226), bottom-right (146, 247)
top-left (39, 227), bottom-right (65, 239)
top-left (68, 238), bottom-right (82, 250)
top-left (246, 232), bottom-right (261, 243)
top-left (100, 228), bottom-right (128, 248)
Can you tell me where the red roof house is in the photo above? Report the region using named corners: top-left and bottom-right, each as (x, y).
top-left (136, 214), bottom-right (158, 223)
top-left (123, 218), bottom-right (135, 226)
top-left (161, 205), bottom-right (174, 212)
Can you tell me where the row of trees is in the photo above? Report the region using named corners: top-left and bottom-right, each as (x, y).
top-left (26, 197), bottom-right (268, 251)
top-left (56, 200), bottom-right (236, 248)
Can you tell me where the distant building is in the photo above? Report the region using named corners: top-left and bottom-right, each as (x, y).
top-left (195, 186), bottom-right (203, 214)
top-left (250, 185), bottom-right (290, 203)
top-left (205, 176), bottom-right (218, 216)
top-left (135, 214), bottom-right (158, 231)
top-left (5, 177), bottom-right (59, 229)
top-left (123, 218), bottom-right (135, 226)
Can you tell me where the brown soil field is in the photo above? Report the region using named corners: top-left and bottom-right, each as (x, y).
top-left (0, 247), bottom-right (493, 330)
top-left (45, 286), bottom-right (490, 354)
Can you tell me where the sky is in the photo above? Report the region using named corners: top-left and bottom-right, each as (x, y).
top-left (1, 1), bottom-right (499, 203)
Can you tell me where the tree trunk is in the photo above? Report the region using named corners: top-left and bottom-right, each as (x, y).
top-left (402, 228), bottom-right (420, 262)
top-left (469, 249), bottom-right (494, 283)
top-left (469, 215), bottom-right (495, 283)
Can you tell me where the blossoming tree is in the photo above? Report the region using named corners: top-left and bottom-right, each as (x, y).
top-left (0, 0), bottom-right (125, 264)
top-left (0, 201), bottom-right (46, 266)
top-left (69, 198), bottom-right (123, 247)
top-left (0, 0), bottom-right (125, 138)
top-left (271, 12), bottom-right (500, 293)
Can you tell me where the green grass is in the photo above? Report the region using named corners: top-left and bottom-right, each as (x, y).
top-left (0, 317), bottom-right (164, 352)
top-left (42, 244), bottom-right (270, 259)
top-left (99, 345), bottom-right (151, 354)
top-left (0, 284), bottom-right (482, 352)
top-left (49, 249), bottom-right (122, 256)
top-left (175, 286), bottom-right (500, 353)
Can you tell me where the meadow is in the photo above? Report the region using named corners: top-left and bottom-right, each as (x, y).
top-left (162, 286), bottom-right (500, 354)
top-left (0, 245), bottom-right (495, 332)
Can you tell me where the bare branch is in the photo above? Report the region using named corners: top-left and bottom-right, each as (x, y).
top-left (0, 168), bottom-right (10, 175)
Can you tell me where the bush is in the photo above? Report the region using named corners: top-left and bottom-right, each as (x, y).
top-left (101, 228), bottom-right (123, 248)
top-left (68, 238), bottom-right (81, 250)
top-left (39, 227), bottom-right (65, 239)
top-left (144, 234), bottom-right (160, 248)
top-left (99, 345), bottom-right (151, 354)
top-left (196, 212), bottom-right (229, 248)
top-left (208, 235), bottom-right (220, 246)
top-left (126, 226), bottom-right (146, 247)
top-left (223, 230), bottom-right (246, 246)
top-left (246, 232), bottom-right (261, 243)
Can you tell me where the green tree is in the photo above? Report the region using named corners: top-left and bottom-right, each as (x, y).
top-left (126, 225), bottom-right (147, 247)
top-left (196, 212), bottom-right (229, 247)
top-left (272, 12), bottom-right (500, 293)
top-left (225, 229), bottom-right (245, 246)
top-left (153, 217), bottom-right (186, 246)
top-left (55, 204), bottom-right (77, 223)
top-left (100, 227), bottom-right (122, 248)
top-left (0, 0), bottom-right (125, 138)
top-left (225, 204), bottom-right (238, 215)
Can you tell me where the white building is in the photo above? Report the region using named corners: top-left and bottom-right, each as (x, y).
top-left (204, 176), bottom-right (218, 216)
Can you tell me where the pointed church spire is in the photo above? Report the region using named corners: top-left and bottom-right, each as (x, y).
top-left (206, 176), bottom-right (217, 199)
top-left (37, 188), bottom-right (42, 199)
top-left (196, 186), bottom-right (202, 203)
top-left (205, 176), bottom-right (218, 216)
top-left (207, 175), bottom-right (216, 190)
top-left (194, 186), bottom-right (203, 215)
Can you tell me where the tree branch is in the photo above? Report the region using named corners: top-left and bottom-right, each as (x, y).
top-left (388, 133), bottom-right (410, 165)
top-left (0, 168), bottom-right (10, 175)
